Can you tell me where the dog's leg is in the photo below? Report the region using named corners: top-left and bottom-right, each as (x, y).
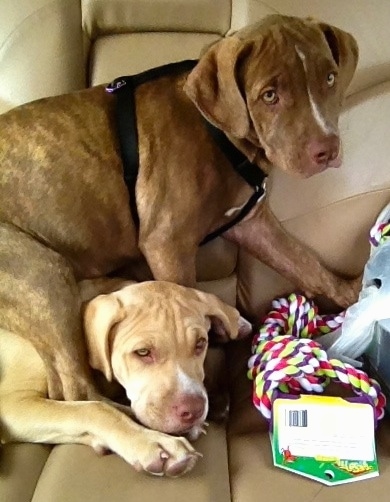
top-left (139, 237), bottom-right (197, 286)
top-left (1, 395), bottom-right (200, 477)
top-left (78, 277), bottom-right (136, 304)
top-left (0, 224), bottom-right (97, 401)
top-left (224, 202), bottom-right (361, 308)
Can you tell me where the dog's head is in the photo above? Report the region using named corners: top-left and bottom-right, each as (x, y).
top-left (185, 15), bottom-right (359, 178)
top-left (83, 281), bottom-right (251, 436)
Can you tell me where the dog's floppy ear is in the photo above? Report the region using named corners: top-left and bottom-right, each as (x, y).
top-left (83, 294), bottom-right (125, 381)
top-left (194, 290), bottom-right (252, 342)
top-left (184, 36), bottom-right (251, 138)
top-left (317, 22), bottom-right (359, 94)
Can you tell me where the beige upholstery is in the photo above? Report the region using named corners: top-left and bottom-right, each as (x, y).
top-left (82, 0), bottom-right (231, 39)
top-left (1, 1), bottom-right (390, 501)
top-left (29, 426), bottom-right (231, 502)
top-left (89, 32), bottom-right (221, 85)
top-left (0, 0), bottom-right (85, 112)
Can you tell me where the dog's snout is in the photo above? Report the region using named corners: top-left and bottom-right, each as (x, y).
top-left (173, 394), bottom-right (205, 424)
top-left (308, 135), bottom-right (340, 168)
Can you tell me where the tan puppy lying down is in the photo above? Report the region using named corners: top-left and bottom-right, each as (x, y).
top-left (0, 281), bottom-right (251, 477)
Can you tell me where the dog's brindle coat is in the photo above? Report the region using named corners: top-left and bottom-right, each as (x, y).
top-left (0, 16), bottom-right (359, 401)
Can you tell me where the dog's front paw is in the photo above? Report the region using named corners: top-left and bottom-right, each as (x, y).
top-left (129, 431), bottom-right (202, 477)
top-left (334, 276), bottom-right (362, 309)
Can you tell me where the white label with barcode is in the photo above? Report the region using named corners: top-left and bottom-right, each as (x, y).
top-left (276, 397), bottom-right (375, 460)
top-left (287, 409), bottom-right (308, 428)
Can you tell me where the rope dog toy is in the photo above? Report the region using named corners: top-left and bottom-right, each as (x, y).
top-left (369, 220), bottom-right (390, 247)
top-left (248, 293), bottom-right (386, 422)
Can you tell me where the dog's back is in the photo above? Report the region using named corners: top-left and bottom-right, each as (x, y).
top-left (0, 88), bottom-right (140, 279)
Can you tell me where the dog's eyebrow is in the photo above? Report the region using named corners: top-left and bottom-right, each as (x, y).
top-left (187, 326), bottom-right (207, 339)
top-left (129, 331), bottom-right (158, 340)
top-left (130, 342), bottom-right (154, 351)
top-left (124, 336), bottom-right (156, 353)
top-left (261, 75), bottom-right (280, 89)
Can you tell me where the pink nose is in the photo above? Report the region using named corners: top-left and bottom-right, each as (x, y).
top-left (308, 135), bottom-right (340, 167)
top-left (173, 394), bottom-right (205, 424)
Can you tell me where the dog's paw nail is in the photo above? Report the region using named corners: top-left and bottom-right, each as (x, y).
top-left (194, 451), bottom-right (203, 458)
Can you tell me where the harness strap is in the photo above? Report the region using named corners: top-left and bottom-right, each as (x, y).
top-left (106, 60), bottom-right (267, 246)
top-left (107, 60), bottom-right (199, 227)
top-left (200, 121), bottom-right (267, 245)
top-left (199, 184), bottom-right (265, 245)
top-left (112, 79), bottom-right (139, 226)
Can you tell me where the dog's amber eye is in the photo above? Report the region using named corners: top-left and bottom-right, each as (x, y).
top-left (134, 348), bottom-right (151, 357)
top-left (262, 89), bottom-right (278, 105)
top-left (327, 72), bottom-right (336, 87)
top-left (195, 337), bottom-right (207, 354)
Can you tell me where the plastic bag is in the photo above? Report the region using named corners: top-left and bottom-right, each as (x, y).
top-left (324, 203), bottom-right (390, 365)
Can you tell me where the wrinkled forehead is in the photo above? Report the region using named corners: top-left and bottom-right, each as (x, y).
top-left (113, 296), bottom-right (209, 343)
top-left (242, 25), bottom-right (337, 89)
top-left (239, 16), bottom-right (329, 48)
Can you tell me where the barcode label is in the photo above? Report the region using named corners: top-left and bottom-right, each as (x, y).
top-left (287, 409), bottom-right (308, 427)
top-left (274, 397), bottom-right (377, 477)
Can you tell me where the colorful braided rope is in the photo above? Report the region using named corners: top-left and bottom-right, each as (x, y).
top-left (369, 220), bottom-right (390, 247)
top-left (248, 293), bottom-right (386, 422)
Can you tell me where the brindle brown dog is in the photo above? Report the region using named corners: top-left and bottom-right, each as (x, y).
top-left (0, 15), bottom-right (359, 402)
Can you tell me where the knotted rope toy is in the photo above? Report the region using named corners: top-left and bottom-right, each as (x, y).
top-left (369, 219), bottom-right (390, 247)
top-left (248, 293), bottom-right (386, 422)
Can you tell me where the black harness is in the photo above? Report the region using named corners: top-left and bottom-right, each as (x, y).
top-left (106, 60), bottom-right (267, 246)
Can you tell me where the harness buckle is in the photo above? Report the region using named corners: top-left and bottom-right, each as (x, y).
top-left (255, 177), bottom-right (268, 203)
top-left (261, 177), bottom-right (268, 194)
top-left (105, 78), bottom-right (127, 93)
